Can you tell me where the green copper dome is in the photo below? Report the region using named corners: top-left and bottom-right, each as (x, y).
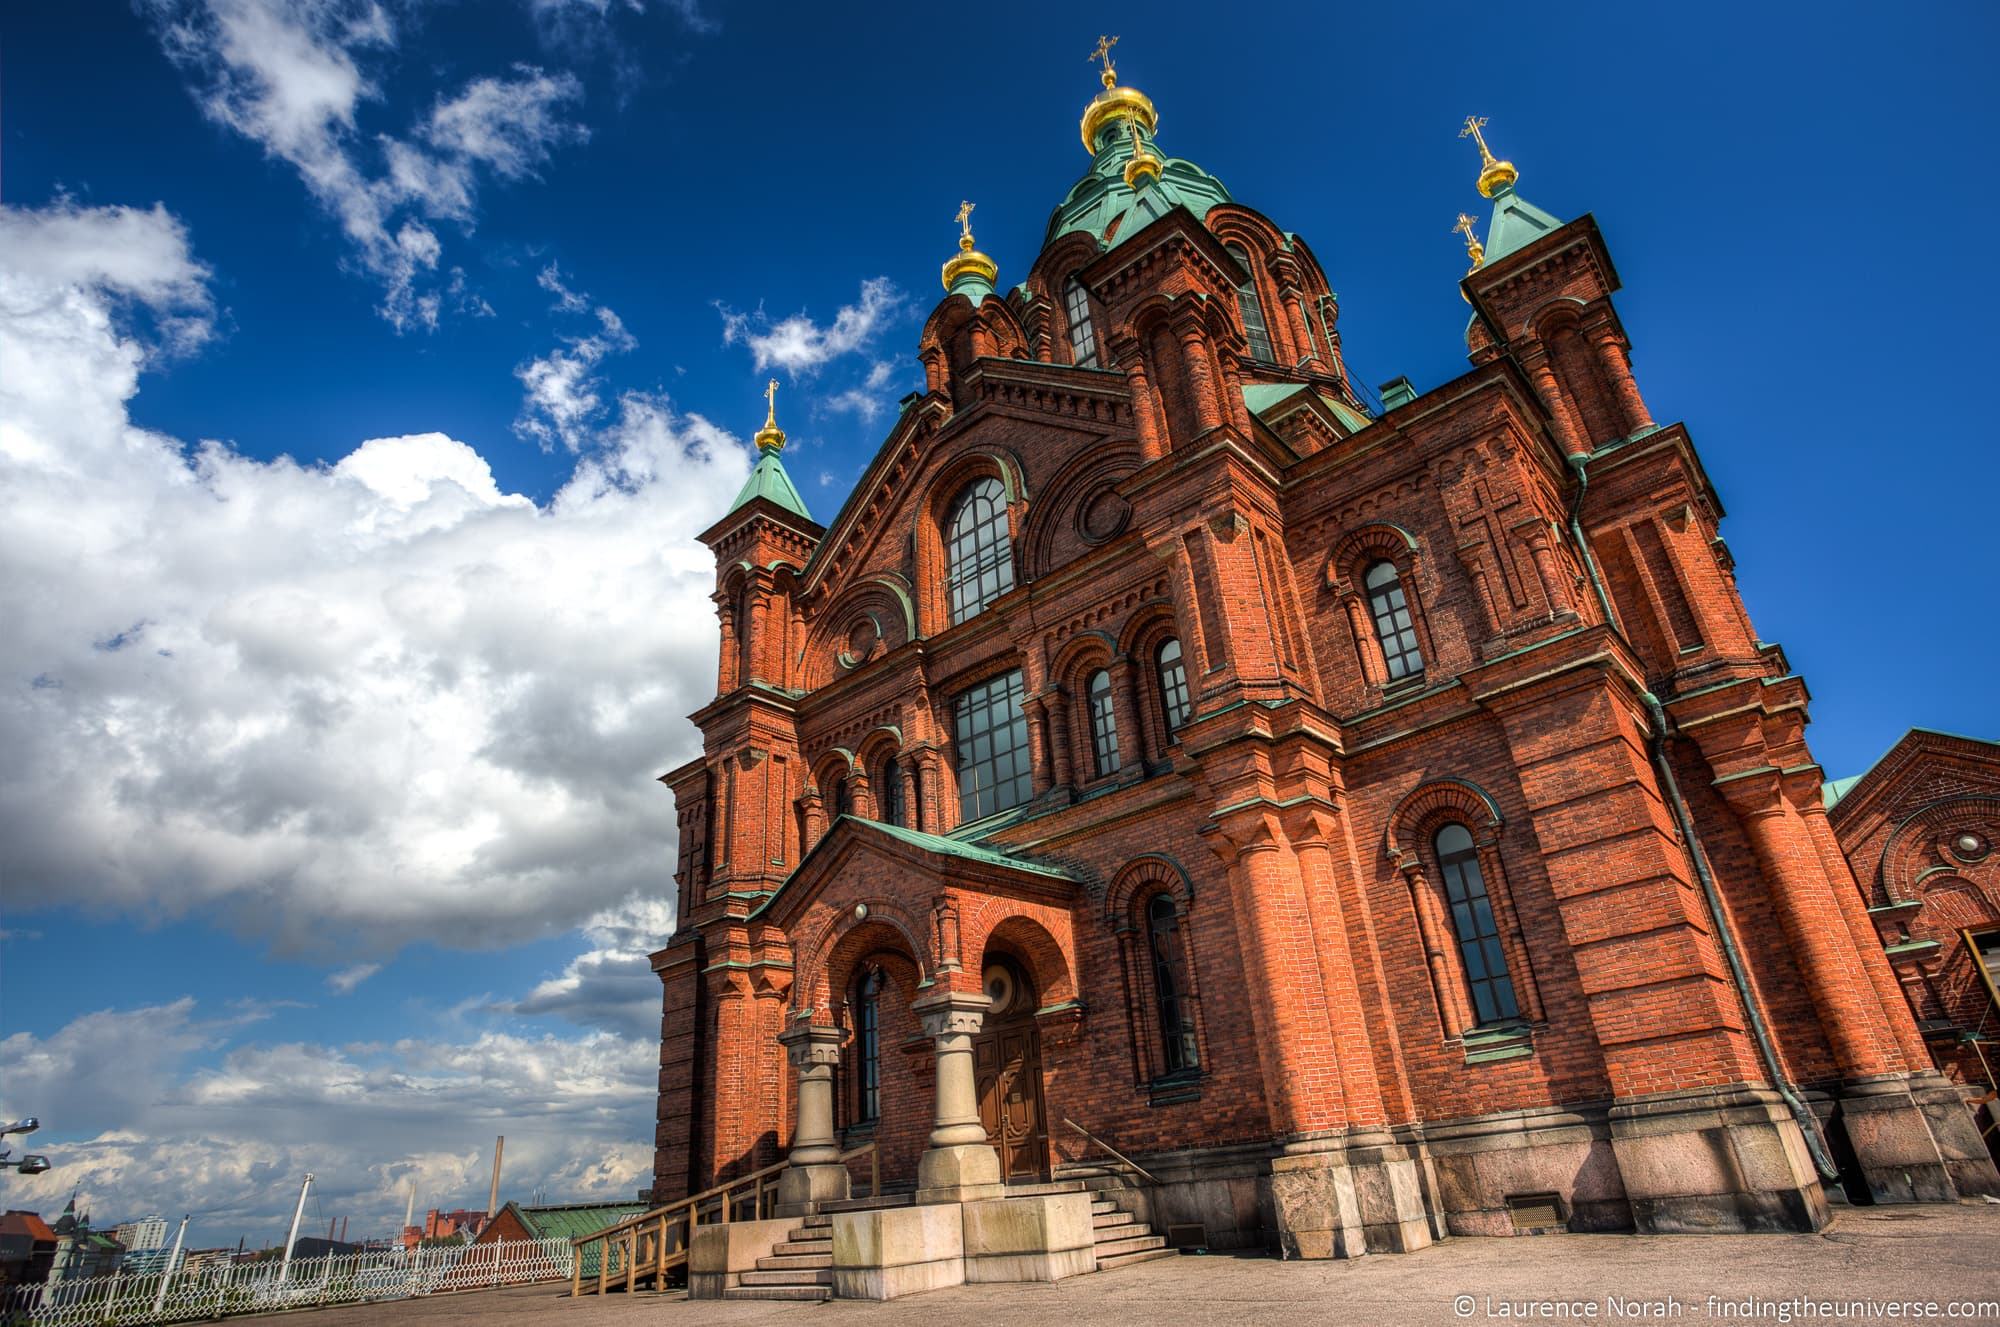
top-left (1044, 120), bottom-right (1232, 251)
top-left (1480, 179), bottom-right (1561, 264)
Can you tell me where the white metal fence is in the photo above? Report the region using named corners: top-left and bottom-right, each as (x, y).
top-left (2, 1238), bottom-right (574, 1326)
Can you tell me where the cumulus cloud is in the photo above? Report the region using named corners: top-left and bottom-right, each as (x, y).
top-left (0, 999), bottom-right (653, 1246)
top-left (140, 1), bottom-right (587, 329)
top-left (718, 277), bottom-right (902, 376)
top-left (509, 897), bottom-right (671, 1039)
top-left (0, 199), bottom-right (744, 956)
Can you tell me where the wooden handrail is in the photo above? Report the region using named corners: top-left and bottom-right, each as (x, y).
top-left (574, 1156), bottom-right (791, 1248)
top-left (1062, 1118), bottom-right (1160, 1185)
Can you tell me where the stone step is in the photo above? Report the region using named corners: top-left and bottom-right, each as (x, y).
top-left (1093, 1232), bottom-right (1167, 1259)
top-left (775, 1237), bottom-right (831, 1256)
top-left (1092, 1211), bottom-right (1137, 1230)
top-left (755, 1252), bottom-right (832, 1272)
top-left (1090, 1200), bottom-right (1118, 1215)
top-left (1097, 1246), bottom-right (1179, 1272)
top-left (738, 1268), bottom-right (834, 1287)
top-left (999, 1180), bottom-right (1087, 1197)
top-left (723, 1285), bottom-right (832, 1302)
top-left (797, 1214), bottom-right (832, 1227)
top-left (817, 1193), bottom-right (911, 1214)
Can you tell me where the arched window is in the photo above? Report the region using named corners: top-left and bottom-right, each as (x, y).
top-left (829, 776), bottom-right (851, 820)
top-left (1434, 824), bottom-right (1519, 1027)
top-left (1364, 560), bottom-right (1424, 680)
top-left (1065, 278), bottom-right (1099, 369)
top-left (945, 477), bottom-right (1015, 625)
top-left (853, 967), bottom-right (883, 1123)
top-left (1087, 669), bottom-right (1120, 777)
top-left (1156, 638), bottom-right (1191, 734)
top-left (877, 756), bottom-right (904, 827)
top-left (954, 669), bottom-right (1032, 821)
top-left (1148, 894), bottom-right (1199, 1074)
top-left (1226, 243), bottom-right (1275, 363)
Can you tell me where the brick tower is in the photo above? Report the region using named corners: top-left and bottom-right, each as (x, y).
top-left (648, 49), bottom-right (1999, 1260)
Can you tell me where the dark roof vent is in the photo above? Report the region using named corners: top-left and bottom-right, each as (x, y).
top-left (1378, 376), bottom-right (1418, 409)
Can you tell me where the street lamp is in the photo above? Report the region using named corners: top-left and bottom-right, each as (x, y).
top-left (1, 1117), bottom-right (51, 1174)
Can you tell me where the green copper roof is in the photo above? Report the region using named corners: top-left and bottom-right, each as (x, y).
top-left (855, 816), bottom-right (1077, 880)
top-left (728, 444), bottom-right (812, 521)
top-left (1045, 122), bottom-right (1232, 251)
top-left (499, 1202), bottom-right (649, 1243)
top-left (1241, 383), bottom-right (1372, 433)
top-left (1481, 180), bottom-right (1563, 263)
top-left (1821, 774), bottom-right (1863, 809)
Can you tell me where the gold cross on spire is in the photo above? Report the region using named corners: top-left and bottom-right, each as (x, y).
top-left (764, 378), bottom-right (779, 423)
top-left (956, 200), bottom-right (976, 243)
top-left (1452, 213), bottom-right (1486, 271)
top-left (1090, 33), bottom-right (1119, 87)
top-left (754, 378), bottom-right (785, 451)
top-left (1459, 115), bottom-right (1496, 164)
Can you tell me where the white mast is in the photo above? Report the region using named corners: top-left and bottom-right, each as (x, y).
top-left (151, 1215), bottom-right (190, 1315)
top-left (279, 1174), bottom-right (313, 1280)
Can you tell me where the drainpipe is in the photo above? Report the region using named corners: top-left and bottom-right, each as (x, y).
top-left (1565, 453), bottom-right (1839, 1182)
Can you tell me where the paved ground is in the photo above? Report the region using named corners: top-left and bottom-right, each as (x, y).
top-left (238, 1204), bottom-right (2000, 1327)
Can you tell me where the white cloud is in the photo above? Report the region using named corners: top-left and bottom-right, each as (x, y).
top-left (0, 199), bottom-right (746, 956)
top-left (0, 1000), bottom-right (653, 1245)
top-left (509, 896), bottom-right (670, 1039)
top-left (515, 267), bottom-right (640, 451)
top-left (140, 2), bottom-right (587, 329)
top-left (718, 277), bottom-right (903, 376)
top-left (822, 358), bottom-right (899, 422)
top-left (326, 962), bottom-right (380, 994)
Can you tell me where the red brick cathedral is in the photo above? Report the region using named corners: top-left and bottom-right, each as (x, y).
top-left (650, 51), bottom-right (1999, 1258)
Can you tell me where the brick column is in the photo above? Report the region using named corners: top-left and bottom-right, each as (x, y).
top-left (1523, 353), bottom-right (1589, 458)
top-left (1589, 327), bottom-right (1651, 436)
top-left (1713, 771), bottom-right (1895, 1081)
top-left (1178, 324), bottom-right (1225, 433)
top-left (1282, 804), bottom-right (1385, 1129)
top-left (716, 600), bottom-right (738, 692)
top-left (1123, 352), bottom-right (1165, 462)
top-left (1046, 692), bottom-right (1076, 789)
top-left (1109, 654), bottom-right (1145, 777)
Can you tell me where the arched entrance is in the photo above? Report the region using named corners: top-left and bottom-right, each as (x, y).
top-left (973, 954), bottom-right (1048, 1182)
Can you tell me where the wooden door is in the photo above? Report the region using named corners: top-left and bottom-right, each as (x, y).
top-left (974, 1022), bottom-right (1047, 1182)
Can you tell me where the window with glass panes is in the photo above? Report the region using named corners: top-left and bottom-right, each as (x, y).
top-left (854, 967), bottom-right (882, 1122)
top-left (1087, 669), bottom-right (1120, 777)
top-left (946, 478), bottom-right (1015, 624)
top-left (1065, 279), bottom-right (1099, 368)
top-left (1148, 894), bottom-right (1199, 1074)
top-left (1156, 638), bottom-right (1191, 733)
top-left (877, 757), bottom-right (903, 827)
top-left (1434, 823), bottom-right (1520, 1027)
top-left (954, 669), bottom-right (1032, 822)
top-left (1226, 244), bottom-right (1276, 363)
top-left (1364, 560), bottom-right (1424, 680)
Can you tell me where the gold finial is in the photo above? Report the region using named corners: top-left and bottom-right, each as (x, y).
top-left (1123, 116), bottom-right (1162, 189)
top-left (754, 378), bottom-right (785, 452)
top-left (1090, 34), bottom-right (1120, 89)
top-left (1079, 35), bottom-right (1155, 154)
top-left (942, 200), bottom-right (999, 293)
top-left (1452, 213), bottom-right (1486, 272)
top-left (1460, 115), bottom-right (1519, 199)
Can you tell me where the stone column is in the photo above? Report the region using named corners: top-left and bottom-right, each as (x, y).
top-left (775, 1022), bottom-right (850, 1215)
top-left (911, 989), bottom-right (1003, 1204)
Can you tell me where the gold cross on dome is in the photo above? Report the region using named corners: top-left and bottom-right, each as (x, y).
top-left (1460, 115), bottom-right (1496, 162)
top-left (764, 378), bottom-right (779, 419)
top-left (956, 200), bottom-right (975, 241)
top-left (1090, 33), bottom-right (1119, 80)
top-left (1452, 213), bottom-right (1479, 245)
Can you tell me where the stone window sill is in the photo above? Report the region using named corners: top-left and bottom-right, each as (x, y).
top-left (1460, 1022), bottom-right (1535, 1066)
top-left (1146, 1069), bottom-right (1204, 1107)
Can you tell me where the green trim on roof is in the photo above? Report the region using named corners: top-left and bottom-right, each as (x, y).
top-left (1821, 774), bottom-right (1863, 809)
top-left (854, 816), bottom-right (1076, 881)
top-left (1482, 182), bottom-right (1563, 263)
top-left (1045, 122), bottom-right (1232, 252)
top-left (729, 446), bottom-right (812, 521)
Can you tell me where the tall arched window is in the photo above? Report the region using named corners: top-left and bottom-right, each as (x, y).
top-left (829, 776), bottom-right (851, 820)
top-left (1148, 894), bottom-right (1199, 1074)
top-left (1434, 824), bottom-right (1519, 1027)
top-left (1065, 278), bottom-right (1099, 369)
top-left (946, 477), bottom-right (1015, 625)
top-left (853, 967), bottom-right (883, 1123)
top-left (877, 756), bottom-right (904, 827)
top-left (1087, 668), bottom-right (1120, 777)
top-left (1364, 560), bottom-right (1424, 680)
top-left (1156, 637), bottom-right (1191, 734)
top-left (1226, 243), bottom-right (1275, 363)
top-left (954, 669), bottom-right (1032, 821)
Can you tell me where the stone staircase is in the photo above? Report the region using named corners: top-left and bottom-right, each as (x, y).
top-left (1088, 1195), bottom-right (1176, 1271)
top-left (724, 1213), bottom-right (834, 1302)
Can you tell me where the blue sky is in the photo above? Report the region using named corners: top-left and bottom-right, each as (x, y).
top-left (3, 0), bottom-right (1995, 1249)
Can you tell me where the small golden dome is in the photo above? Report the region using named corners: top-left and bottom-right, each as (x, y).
top-left (754, 379), bottom-right (785, 452)
top-left (1082, 79), bottom-right (1158, 156)
top-left (1460, 115), bottom-right (1519, 199)
top-left (941, 234), bottom-right (1000, 292)
top-left (1123, 118), bottom-right (1162, 188)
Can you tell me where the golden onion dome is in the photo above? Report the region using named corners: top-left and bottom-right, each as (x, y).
top-left (942, 200), bottom-right (999, 294)
top-left (1122, 118), bottom-right (1162, 189)
top-left (1461, 115), bottom-right (1520, 199)
top-left (753, 379), bottom-right (786, 452)
top-left (1081, 72), bottom-right (1158, 156)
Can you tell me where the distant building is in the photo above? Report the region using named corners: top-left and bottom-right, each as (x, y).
top-left (472, 1201), bottom-right (646, 1248)
top-left (48, 1200), bottom-right (123, 1282)
top-left (286, 1237), bottom-right (359, 1260)
top-left (398, 1207), bottom-right (489, 1249)
top-left (0, 1210), bottom-right (58, 1287)
top-left (112, 1215), bottom-right (168, 1252)
top-left (179, 1248), bottom-right (236, 1274)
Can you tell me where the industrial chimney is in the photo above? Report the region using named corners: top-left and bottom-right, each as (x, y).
top-left (486, 1136), bottom-right (504, 1218)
